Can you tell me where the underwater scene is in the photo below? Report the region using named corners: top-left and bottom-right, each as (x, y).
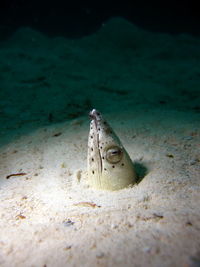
top-left (0, 3), bottom-right (200, 267)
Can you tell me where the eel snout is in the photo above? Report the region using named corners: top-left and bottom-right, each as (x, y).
top-left (89, 109), bottom-right (100, 120)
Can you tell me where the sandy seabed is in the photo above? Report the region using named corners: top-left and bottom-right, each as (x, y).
top-left (0, 18), bottom-right (200, 267)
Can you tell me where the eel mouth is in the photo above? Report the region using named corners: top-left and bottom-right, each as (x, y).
top-left (89, 109), bottom-right (103, 174)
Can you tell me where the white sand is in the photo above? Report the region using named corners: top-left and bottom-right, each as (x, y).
top-left (0, 18), bottom-right (200, 267)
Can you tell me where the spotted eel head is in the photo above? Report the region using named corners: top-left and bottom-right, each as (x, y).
top-left (87, 109), bottom-right (136, 190)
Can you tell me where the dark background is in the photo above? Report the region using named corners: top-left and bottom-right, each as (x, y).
top-left (0, 0), bottom-right (199, 40)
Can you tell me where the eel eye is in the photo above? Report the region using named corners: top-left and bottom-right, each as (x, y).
top-left (106, 146), bottom-right (123, 164)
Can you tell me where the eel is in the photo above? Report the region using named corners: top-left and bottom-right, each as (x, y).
top-left (87, 109), bottom-right (136, 190)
